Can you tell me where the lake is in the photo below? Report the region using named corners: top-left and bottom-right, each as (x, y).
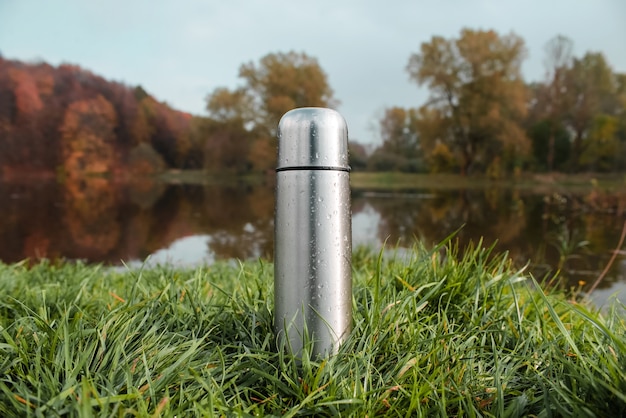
top-left (1, 174), bottom-right (624, 306)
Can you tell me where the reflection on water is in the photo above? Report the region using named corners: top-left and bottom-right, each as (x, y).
top-left (0, 177), bottom-right (275, 266)
top-left (146, 235), bottom-right (213, 266)
top-left (1, 177), bottom-right (625, 304)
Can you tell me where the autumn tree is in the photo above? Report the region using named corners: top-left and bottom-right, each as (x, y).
top-left (205, 51), bottom-right (338, 172)
top-left (238, 51), bottom-right (337, 134)
top-left (206, 87), bottom-right (254, 124)
top-left (0, 67), bottom-right (41, 170)
top-left (129, 88), bottom-right (156, 145)
top-left (412, 106), bottom-right (457, 173)
top-left (150, 102), bottom-right (194, 167)
top-left (406, 29), bottom-right (530, 175)
top-left (8, 67), bottom-right (43, 119)
top-left (370, 107), bottom-right (424, 172)
top-left (202, 88), bottom-right (254, 172)
top-left (0, 63), bottom-right (60, 173)
top-left (379, 107), bottom-right (420, 156)
top-left (0, 58), bottom-right (196, 176)
top-left (59, 95), bottom-right (118, 177)
top-left (201, 119), bottom-right (254, 173)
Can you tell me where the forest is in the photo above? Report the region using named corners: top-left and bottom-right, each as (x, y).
top-left (1, 28), bottom-right (625, 178)
top-left (0, 57), bottom-right (197, 179)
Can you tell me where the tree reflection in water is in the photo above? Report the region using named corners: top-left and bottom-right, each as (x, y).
top-left (0, 178), bottom-right (624, 298)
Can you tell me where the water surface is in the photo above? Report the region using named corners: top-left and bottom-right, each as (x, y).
top-left (1, 176), bottom-right (624, 306)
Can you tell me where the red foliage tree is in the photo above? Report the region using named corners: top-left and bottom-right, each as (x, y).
top-left (0, 57), bottom-right (194, 177)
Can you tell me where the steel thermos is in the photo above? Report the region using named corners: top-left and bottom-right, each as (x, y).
top-left (274, 107), bottom-right (352, 357)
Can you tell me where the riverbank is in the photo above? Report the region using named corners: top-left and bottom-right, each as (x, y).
top-left (5, 168), bottom-right (623, 193)
top-left (156, 169), bottom-right (626, 199)
top-left (349, 171), bottom-right (626, 192)
top-left (1, 243), bottom-right (624, 416)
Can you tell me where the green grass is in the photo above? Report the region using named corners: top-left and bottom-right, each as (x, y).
top-left (350, 172), bottom-right (477, 190)
top-left (1, 242), bottom-right (625, 417)
top-left (350, 171), bottom-right (626, 192)
top-left (156, 170), bottom-right (270, 185)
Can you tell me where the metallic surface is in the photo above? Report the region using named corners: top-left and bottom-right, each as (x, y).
top-left (274, 108), bottom-right (352, 357)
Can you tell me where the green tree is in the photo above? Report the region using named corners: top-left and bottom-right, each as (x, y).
top-left (406, 29), bottom-right (530, 175)
top-left (541, 35), bottom-right (573, 171)
top-left (528, 44), bottom-right (626, 173)
top-left (563, 52), bottom-right (617, 170)
top-left (527, 119), bottom-right (570, 171)
top-left (579, 114), bottom-right (620, 172)
top-left (615, 73), bottom-right (626, 170)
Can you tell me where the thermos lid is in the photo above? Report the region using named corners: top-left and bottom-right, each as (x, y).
top-left (277, 107), bottom-right (349, 171)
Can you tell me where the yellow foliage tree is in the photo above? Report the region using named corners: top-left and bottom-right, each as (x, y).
top-left (204, 51), bottom-right (337, 172)
top-left (59, 95), bottom-right (118, 177)
top-left (407, 29), bottom-right (530, 175)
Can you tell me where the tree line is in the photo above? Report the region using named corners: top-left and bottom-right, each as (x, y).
top-left (0, 51), bottom-right (334, 177)
top-left (367, 30), bottom-right (626, 175)
top-left (0, 57), bottom-right (202, 178)
top-left (1, 28), bottom-right (625, 178)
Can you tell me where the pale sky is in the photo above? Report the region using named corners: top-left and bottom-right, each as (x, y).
top-left (1, 0), bottom-right (625, 145)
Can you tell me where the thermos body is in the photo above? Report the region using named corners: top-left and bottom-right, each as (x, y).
top-left (274, 108), bottom-right (352, 357)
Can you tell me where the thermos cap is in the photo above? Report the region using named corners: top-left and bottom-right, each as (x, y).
top-left (277, 107), bottom-right (349, 170)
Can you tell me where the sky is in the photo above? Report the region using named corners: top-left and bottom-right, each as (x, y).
top-left (1, 0), bottom-right (625, 145)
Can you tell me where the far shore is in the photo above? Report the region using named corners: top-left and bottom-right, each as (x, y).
top-left (156, 170), bottom-right (626, 194)
top-left (2, 169), bottom-right (625, 193)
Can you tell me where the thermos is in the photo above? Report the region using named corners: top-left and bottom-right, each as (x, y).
top-left (274, 107), bottom-right (352, 357)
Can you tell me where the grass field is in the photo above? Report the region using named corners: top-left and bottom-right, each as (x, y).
top-left (154, 169), bottom-right (626, 192)
top-left (1, 241), bottom-right (625, 416)
top-left (349, 171), bottom-right (626, 192)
